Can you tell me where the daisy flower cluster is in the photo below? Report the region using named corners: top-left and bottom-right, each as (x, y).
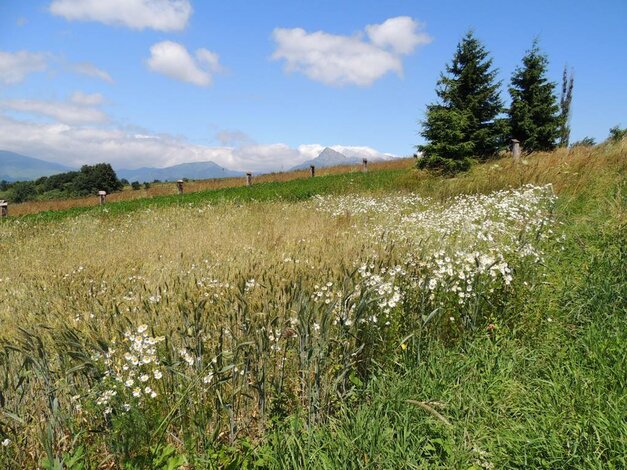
top-left (315, 185), bottom-right (557, 310)
top-left (91, 324), bottom-right (165, 414)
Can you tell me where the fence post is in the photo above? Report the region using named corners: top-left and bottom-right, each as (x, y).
top-left (310, 165), bottom-right (315, 178)
top-left (98, 191), bottom-right (107, 205)
top-left (246, 172), bottom-right (253, 186)
top-left (362, 158), bottom-right (368, 172)
top-left (176, 179), bottom-right (184, 194)
top-left (0, 200), bottom-right (7, 218)
top-left (511, 139), bottom-right (521, 162)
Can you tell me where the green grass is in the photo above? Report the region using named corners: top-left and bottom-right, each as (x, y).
top-left (8, 168), bottom-right (407, 223)
top-left (249, 180), bottom-right (627, 469)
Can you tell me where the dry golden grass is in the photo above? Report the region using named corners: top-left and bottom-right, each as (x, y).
top-left (398, 142), bottom-right (626, 202)
top-left (8, 158), bottom-right (414, 217)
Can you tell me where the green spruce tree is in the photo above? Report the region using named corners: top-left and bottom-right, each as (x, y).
top-left (508, 40), bottom-right (561, 152)
top-left (418, 31), bottom-right (503, 173)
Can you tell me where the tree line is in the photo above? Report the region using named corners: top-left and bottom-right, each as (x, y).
top-left (0, 163), bottom-right (123, 203)
top-left (416, 32), bottom-right (618, 174)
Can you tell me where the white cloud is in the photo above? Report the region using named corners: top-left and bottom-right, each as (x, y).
top-left (71, 62), bottom-right (114, 83)
top-left (70, 91), bottom-right (104, 106)
top-left (0, 50), bottom-right (47, 84)
top-left (147, 41), bottom-right (222, 87)
top-left (272, 17), bottom-right (432, 86)
top-left (0, 114), bottom-right (397, 172)
top-left (366, 17), bottom-right (431, 55)
top-left (1, 95), bottom-right (108, 125)
top-left (49, 0), bottom-right (192, 31)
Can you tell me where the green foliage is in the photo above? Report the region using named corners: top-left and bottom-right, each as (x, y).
top-left (8, 181), bottom-right (37, 203)
top-left (418, 31), bottom-right (504, 172)
top-left (73, 163), bottom-right (123, 195)
top-left (2, 163), bottom-right (123, 203)
top-left (131, 181), bottom-right (141, 190)
top-left (558, 66), bottom-right (575, 147)
top-left (508, 40), bottom-right (561, 152)
top-left (607, 125), bottom-right (627, 143)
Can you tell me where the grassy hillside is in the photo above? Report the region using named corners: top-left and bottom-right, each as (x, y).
top-left (0, 142), bottom-right (624, 468)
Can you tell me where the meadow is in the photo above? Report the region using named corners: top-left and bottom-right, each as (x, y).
top-left (0, 142), bottom-right (625, 468)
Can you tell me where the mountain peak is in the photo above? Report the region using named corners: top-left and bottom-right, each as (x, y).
top-left (317, 147), bottom-right (347, 161)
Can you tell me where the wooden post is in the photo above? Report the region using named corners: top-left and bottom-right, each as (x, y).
top-left (362, 158), bottom-right (368, 173)
top-left (98, 191), bottom-right (107, 205)
top-left (0, 200), bottom-right (7, 218)
top-left (310, 165), bottom-right (315, 178)
top-left (511, 139), bottom-right (521, 162)
top-left (176, 179), bottom-right (184, 194)
top-left (246, 172), bottom-right (253, 186)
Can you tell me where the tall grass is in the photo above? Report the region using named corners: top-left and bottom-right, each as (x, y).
top-left (0, 141), bottom-right (624, 468)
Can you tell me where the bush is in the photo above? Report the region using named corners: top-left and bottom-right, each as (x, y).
top-left (131, 181), bottom-right (141, 190)
top-left (607, 125), bottom-right (627, 143)
top-left (571, 137), bottom-right (596, 147)
top-left (9, 181), bottom-right (37, 203)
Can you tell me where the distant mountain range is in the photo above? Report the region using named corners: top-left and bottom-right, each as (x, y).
top-left (0, 150), bottom-right (73, 182)
top-left (116, 162), bottom-right (244, 183)
top-left (1, 147), bottom-right (394, 184)
top-left (290, 147), bottom-right (381, 171)
top-left (0, 150), bottom-right (243, 183)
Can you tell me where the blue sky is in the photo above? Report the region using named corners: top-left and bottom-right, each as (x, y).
top-left (0, 0), bottom-right (625, 172)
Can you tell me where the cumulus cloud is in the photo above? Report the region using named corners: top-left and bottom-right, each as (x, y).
top-left (272, 16), bottom-right (432, 86)
top-left (0, 50), bottom-right (47, 84)
top-left (147, 41), bottom-right (222, 86)
top-left (49, 0), bottom-right (192, 31)
top-left (1, 94), bottom-right (108, 125)
top-left (71, 62), bottom-right (114, 83)
top-left (0, 113), bottom-right (396, 172)
top-left (366, 17), bottom-right (431, 55)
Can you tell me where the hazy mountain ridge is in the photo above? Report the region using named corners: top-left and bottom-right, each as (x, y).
top-left (0, 150), bottom-right (73, 182)
top-left (116, 161), bottom-right (244, 183)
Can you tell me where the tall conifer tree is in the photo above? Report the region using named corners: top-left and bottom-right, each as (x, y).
top-left (508, 41), bottom-right (560, 152)
top-left (418, 31), bottom-right (503, 173)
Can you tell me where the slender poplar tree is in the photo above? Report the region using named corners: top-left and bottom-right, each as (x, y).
top-left (558, 66), bottom-right (575, 147)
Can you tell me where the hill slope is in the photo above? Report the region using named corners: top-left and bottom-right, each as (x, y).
top-left (0, 150), bottom-right (73, 182)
